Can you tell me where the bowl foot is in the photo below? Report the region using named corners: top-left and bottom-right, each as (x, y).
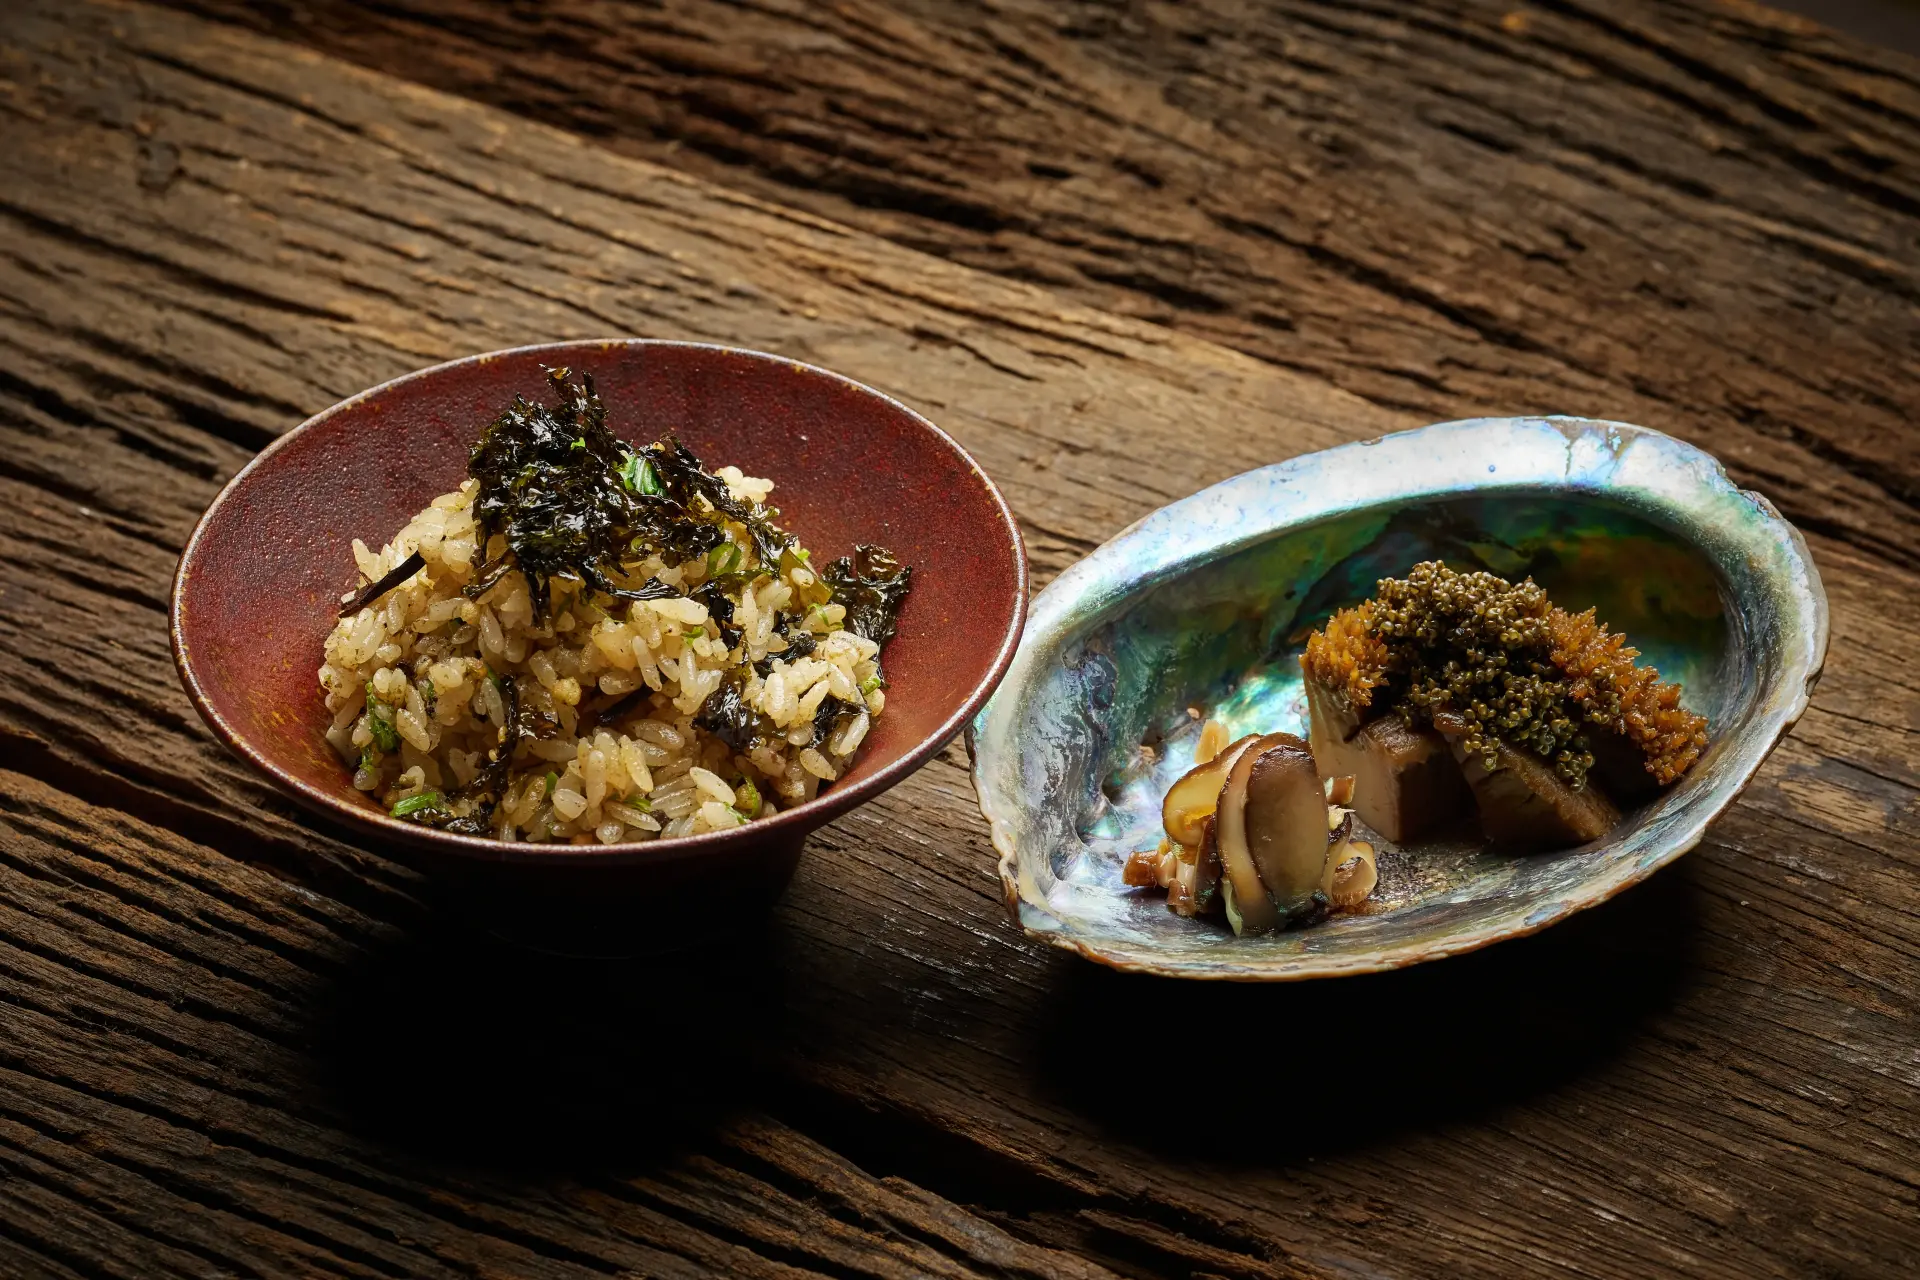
top-left (411, 835), bottom-right (806, 959)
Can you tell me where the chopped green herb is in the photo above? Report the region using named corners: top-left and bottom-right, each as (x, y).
top-left (545, 770), bottom-right (558, 796)
top-left (619, 452), bottom-right (663, 496)
top-left (364, 682), bottom-right (400, 753)
top-left (734, 778), bottom-right (761, 817)
top-left (858, 674), bottom-right (885, 696)
top-left (390, 792), bottom-right (443, 818)
top-left (358, 744), bottom-right (380, 771)
top-left (707, 541), bottom-right (743, 576)
top-left (368, 716), bottom-right (400, 753)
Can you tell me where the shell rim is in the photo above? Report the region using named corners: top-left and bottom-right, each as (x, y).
top-left (970, 416), bottom-right (1828, 980)
top-left (170, 338), bottom-right (1030, 867)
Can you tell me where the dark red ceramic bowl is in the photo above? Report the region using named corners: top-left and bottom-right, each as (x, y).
top-left (171, 340), bottom-right (1026, 947)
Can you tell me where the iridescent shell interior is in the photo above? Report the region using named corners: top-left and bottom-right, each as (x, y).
top-left (971, 418), bottom-right (1828, 979)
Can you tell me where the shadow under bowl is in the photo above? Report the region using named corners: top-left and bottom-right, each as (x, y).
top-left (172, 340), bottom-right (1027, 952)
top-left (970, 416), bottom-right (1826, 980)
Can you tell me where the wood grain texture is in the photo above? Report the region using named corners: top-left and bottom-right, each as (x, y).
top-left (0, 1), bottom-right (1914, 1277)
top-left (165, 0), bottom-right (1920, 574)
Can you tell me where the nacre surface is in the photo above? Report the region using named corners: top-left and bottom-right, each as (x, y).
top-left (970, 417), bottom-right (1827, 980)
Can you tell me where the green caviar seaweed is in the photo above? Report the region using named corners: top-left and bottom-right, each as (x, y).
top-left (1304, 561), bottom-right (1709, 790)
top-left (1369, 564), bottom-right (1591, 784)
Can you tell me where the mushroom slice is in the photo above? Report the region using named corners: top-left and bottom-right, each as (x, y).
top-left (1167, 815), bottom-right (1224, 918)
top-left (1161, 734), bottom-right (1262, 847)
top-left (1213, 733), bottom-right (1294, 935)
top-left (1194, 718), bottom-right (1232, 766)
top-left (1122, 841), bottom-right (1174, 888)
top-left (1240, 736), bottom-right (1335, 924)
top-left (1329, 839), bottom-right (1377, 910)
top-left (1433, 711), bottom-right (1622, 850)
top-left (1324, 806), bottom-right (1378, 911)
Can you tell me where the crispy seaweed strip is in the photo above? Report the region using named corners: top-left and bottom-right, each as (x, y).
top-left (577, 687), bottom-right (646, 738)
top-left (696, 679), bottom-right (767, 751)
top-left (693, 580), bottom-right (743, 648)
top-left (822, 544), bottom-right (913, 644)
top-left (462, 372), bottom-right (795, 620)
top-left (580, 570), bottom-right (681, 605)
top-left (645, 436), bottom-right (793, 568)
top-left (465, 368), bottom-right (658, 621)
top-left (753, 615), bottom-right (818, 676)
top-left (778, 617), bottom-right (817, 659)
top-left (339, 551), bottom-right (426, 618)
top-left (464, 556), bottom-right (518, 601)
top-left (811, 693), bottom-right (862, 748)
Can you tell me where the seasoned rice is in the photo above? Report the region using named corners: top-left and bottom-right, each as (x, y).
top-left (319, 467), bottom-right (888, 843)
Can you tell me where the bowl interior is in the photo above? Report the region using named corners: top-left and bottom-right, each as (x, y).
top-left (978, 418), bottom-right (1825, 978)
top-left (174, 341), bottom-right (1024, 855)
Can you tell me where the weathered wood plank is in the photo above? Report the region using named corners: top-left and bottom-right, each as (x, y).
top-left (0, 767), bottom-right (1141, 1279)
top-left (0, 2), bottom-right (1913, 1278)
top-left (166, 0), bottom-right (1920, 572)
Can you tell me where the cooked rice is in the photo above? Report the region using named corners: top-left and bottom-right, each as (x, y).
top-left (319, 469), bottom-right (887, 843)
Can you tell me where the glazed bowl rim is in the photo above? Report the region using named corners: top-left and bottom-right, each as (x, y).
top-left (971, 415), bottom-right (1828, 979)
top-left (171, 338), bottom-right (1029, 867)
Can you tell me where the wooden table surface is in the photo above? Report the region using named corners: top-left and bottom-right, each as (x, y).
top-left (1, 1), bottom-right (1915, 1276)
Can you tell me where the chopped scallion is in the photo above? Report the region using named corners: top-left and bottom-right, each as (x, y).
top-left (390, 792), bottom-right (442, 818)
top-left (364, 682), bottom-right (400, 753)
top-left (619, 452), bottom-right (663, 496)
